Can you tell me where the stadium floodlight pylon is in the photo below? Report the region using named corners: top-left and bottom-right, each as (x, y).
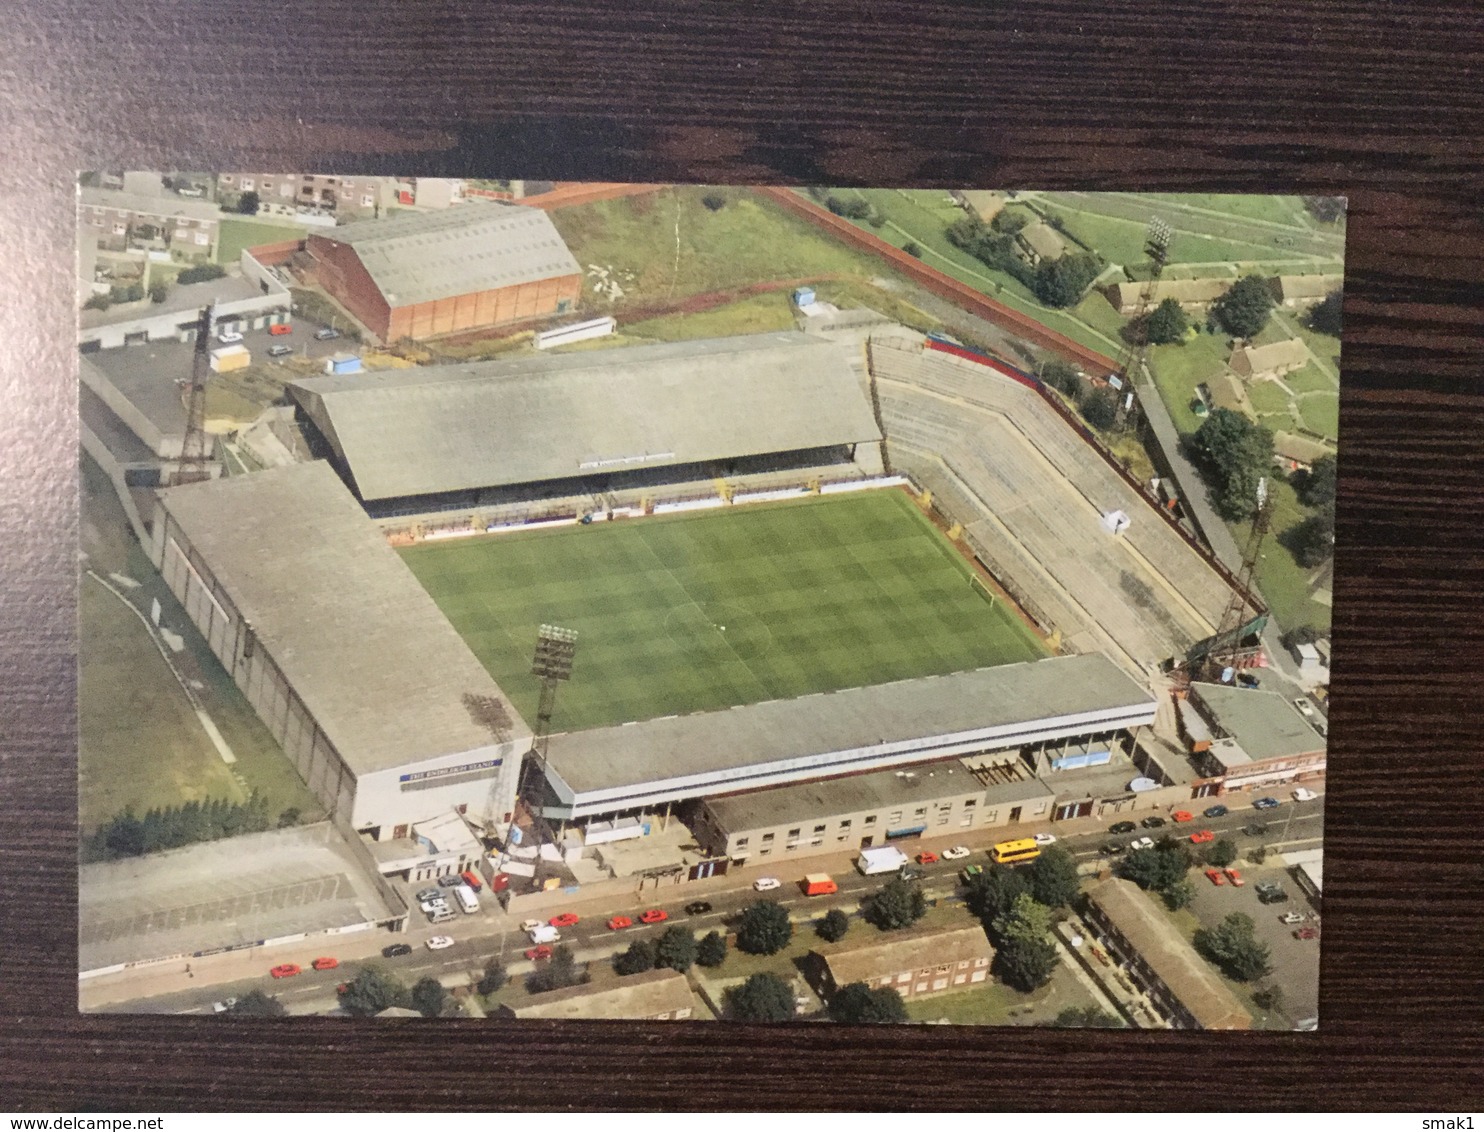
top-left (1195, 478), bottom-right (1273, 684)
top-left (512, 624), bottom-right (578, 892)
top-left (171, 306), bottom-right (215, 486)
top-left (1112, 218), bottom-right (1172, 433)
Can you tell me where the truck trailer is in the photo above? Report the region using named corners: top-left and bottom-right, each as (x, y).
top-left (856, 846), bottom-right (910, 876)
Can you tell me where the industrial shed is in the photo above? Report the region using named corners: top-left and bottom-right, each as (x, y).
top-left (305, 204), bottom-right (581, 342)
top-left (288, 332), bottom-right (884, 507)
top-left (147, 461), bottom-right (531, 842)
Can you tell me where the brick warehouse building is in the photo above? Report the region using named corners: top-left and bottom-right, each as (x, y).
top-left (305, 204), bottom-right (582, 343)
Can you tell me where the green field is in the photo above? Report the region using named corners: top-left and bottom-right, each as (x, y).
top-left (214, 217), bottom-right (309, 265)
top-left (399, 491), bottom-right (1048, 731)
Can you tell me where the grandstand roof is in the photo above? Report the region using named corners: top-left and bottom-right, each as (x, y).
top-left (288, 332), bottom-right (882, 502)
top-left (312, 204), bottom-right (580, 307)
top-left (154, 461), bottom-right (530, 776)
top-left (543, 653), bottom-right (1156, 814)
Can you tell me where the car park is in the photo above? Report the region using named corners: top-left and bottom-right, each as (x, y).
top-left (1032, 833), bottom-right (1057, 846)
top-left (684, 901), bottom-right (713, 916)
top-left (415, 888), bottom-right (441, 902)
top-left (314, 327), bottom-right (340, 340)
top-left (1223, 868), bottom-right (1244, 886)
top-left (1189, 829), bottom-right (1216, 844)
top-left (1129, 836), bottom-right (1155, 851)
top-left (382, 943), bottom-right (413, 958)
top-left (550, 912), bottom-right (580, 928)
top-left (211, 997), bottom-right (238, 1013)
top-left (606, 915), bottom-right (633, 931)
top-left (1140, 816), bottom-right (1166, 829)
top-left (311, 957), bottom-right (338, 971)
top-left (1203, 804), bottom-right (1229, 818)
top-left (1172, 811), bottom-right (1194, 823)
top-left (1292, 787), bottom-right (1318, 802)
top-left (1108, 821), bottom-right (1137, 835)
top-left (639, 909), bottom-right (668, 924)
top-left (941, 846), bottom-right (971, 860)
top-left (268, 324), bottom-right (292, 336)
top-left (426, 936), bottom-right (455, 950)
top-left (524, 945), bottom-right (553, 961)
top-left (1204, 868), bottom-right (1226, 886)
top-left (916, 850), bottom-right (938, 865)
top-left (269, 964), bottom-right (301, 979)
top-left (753, 877), bottom-right (781, 892)
top-left (1253, 797), bottom-right (1280, 811)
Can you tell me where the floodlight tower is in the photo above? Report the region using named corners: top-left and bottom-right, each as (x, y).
top-left (1113, 218), bottom-right (1172, 431)
top-left (521, 624), bottom-right (577, 891)
top-left (171, 305), bottom-right (215, 486)
top-left (1198, 478), bottom-right (1274, 683)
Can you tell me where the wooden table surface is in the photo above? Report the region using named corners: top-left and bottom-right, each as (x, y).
top-left (2, 0), bottom-right (1482, 1112)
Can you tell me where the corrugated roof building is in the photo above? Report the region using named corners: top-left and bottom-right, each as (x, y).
top-left (305, 203), bottom-right (582, 342)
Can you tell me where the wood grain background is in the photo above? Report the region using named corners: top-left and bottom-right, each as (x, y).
top-left (3, 0), bottom-right (1482, 1111)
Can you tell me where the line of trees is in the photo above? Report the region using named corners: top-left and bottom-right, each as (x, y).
top-left (1190, 408), bottom-right (1275, 521)
top-left (83, 793), bottom-right (276, 862)
top-left (945, 213), bottom-right (1104, 309)
top-left (963, 846), bottom-right (1080, 992)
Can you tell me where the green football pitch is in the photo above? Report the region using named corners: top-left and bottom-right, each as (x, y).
top-left (399, 490), bottom-right (1048, 731)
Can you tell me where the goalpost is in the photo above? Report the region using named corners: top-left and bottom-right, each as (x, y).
top-left (970, 573), bottom-right (997, 609)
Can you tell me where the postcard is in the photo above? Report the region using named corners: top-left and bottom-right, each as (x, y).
top-left (77, 174), bottom-right (1339, 1029)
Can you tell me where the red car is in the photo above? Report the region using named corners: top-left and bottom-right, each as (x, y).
top-left (639, 909), bottom-right (668, 925)
top-left (1171, 811), bottom-right (1194, 823)
top-left (916, 851), bottom-right (939, 865)
top-left (606, 915), bottom-right (633, 931)
top-left (1294, 926), bottom-right (1320, 940)
top-left (1189, 829), bottom-right (1216, 844)
top-left (269, 964), bottom-right (301, 979)
top-left (460, 869), bottom-right (483, 892)
top-left (524, 945), bottom-right (554, 961)
top-left (1223, 868), bottom-right (1245, 886)
top-left (268, 324), bottom-right (292, 335)
top-left (311, 957), bottom-right (339, 971)
top-left (1204, 868), bottom-right (1226, 886)
top-left (549, 912), bottom-right (580, 928)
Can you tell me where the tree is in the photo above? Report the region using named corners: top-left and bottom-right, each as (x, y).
top-left (338, 966), bottom-right (410, 1016)
top-left (228, 989), bottom-right (286, 1017)
top-left (1052, 1005), bottom-right (1125, 1028)
top-left (701, 192), bottom-right (727, 211)
top-left (862, 877), bottom-right (927, 931)
top-left (1162, 877), bottom-right (1195, 911)
top-left (527, 944), bottom-right (587, 993)
top-left (1303, 196), bottom-right (1346, 224)
top-left (696, 930), bottom-right (728, 968)
top-left (827, 981), bottom-right (909, 1024)
top-left (991, 209), bottom-right (1030, 236)
top-left (816, 908), bottom-right (850, 943)
top-left (1252, 984), bottom-right (1285, 1013)
top-left (1194, 912), bottom-right (1272, 982)
top-left (723, 973), bottom-right (796, 1022)
top-left (998, 935), bottom-right (1060, 992)
top-left (1295, 454), bottom-right (1337, 510)
top-left (277, 806), bottom-right (301, 829)
top-left (1079, 385), bottom-right (1119, 430)
top-left (1145, 298), bottom-right (1189, 345)
top-left (1028, 845), bottom-right (1081, 910)
top-left (1191, 409), bottom-right (1275, 521)
top-left (1119, 838), bottom-right (1190, 893)
top-left (1041, 359), bottom-right (1082, 398)
top-left (477, 959), bottom-right (508, 995)
top-left (1287, 508), bottom-right (1336, 567)
top-left (110, 281), bottom-right (145, 303)
top-left (1034, 253), bottom-right (1102, 308)
top-left (992, 892), bottom-right (1055, 947)
top-left (148, 281), bottom-right (169, 304)
top-left (1204, 839), bottom-right (1239, 868)
top-left (903, 241), bottom-right (923, 258)
top-left (82, 293), bottom-right (112, 311)
top-left (1308, 288), bottom-right (1343, 336)
top-left (1211, 275), bottom-right (1276, 339)
top-left (965, 863), bottom-right (1031, 923)
top-left (177, 263), bottom-right (226, 285)
top-left (236, 190), bottom-right (261, 215)
top-left (735, 900), bottom-right (793, 955)
top-left (411, 976), bottom-right (447, 1018)
top-left (654, 926), bottom-right (698, 973)
top-left (613, 937), bottom-right (656, 976)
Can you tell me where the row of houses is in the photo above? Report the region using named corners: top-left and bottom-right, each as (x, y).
top-left (1106, 273), bottom-right (1343, 316)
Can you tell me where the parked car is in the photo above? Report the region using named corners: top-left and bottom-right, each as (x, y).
top-left (606, 915), bottom-right (633, 931)
top-left (1171, 811), bottom-right (1194, 823)
top-left (1189, 829), bottom-right (1216, 844)
top-left (960, 864), bottom-right (984, 882)
top-left (1032, 833), bottom-right (1058, 846)
top-left (1253, 797), bottom-right (1280, 811)
top-left (524, 945), bottom-right (553, 962)
top-left (268, 323), bottom-right (292, 336)
top-left (1258, 888), bottom-right (1290, 905)
top-left (1098, 842), bottom-right (1125, 856)
top-left (1293, 697), bottom-right (1317, 718)
top-left (420, 899), bottom-right (449, 914)
top-left (550, 912), bottom-right (580, 928)
top-left (1203, 804), bottom-right (1229, 818)
top-left (267, 344), bottom-right (293, 358)
top-left (269, 964), bottom-right (301, 979)
top-left (753, 877), bottom-right (782, 892)
top-left (1294, 926), bottom-right (1320, 940)
top-left (1292, 787), bottom-right (1319, 802)
top-left (211, 998), bottom-right (238, 1013)
top-left (1243, 822), bottom-right (1270, 837)
top-left (1129, 836), bottom-right (1155, 851)
top-left (1204, 868), bottom-right (1226, 886)
top-left (216, 329), bottom-right (244, 344)
top-left (1280, 912), bottom-right (1307, 925)
top-left (381, 943), bottom-right (413, 958)
top-left (460, 870), bottom-right (483, 892)
top-left (684, 901), bottom-right (713, 916)
top-left (916, 850), bottom-right (939, 865)
top-left (1223, 868), bottom-right (1245, 886)
top-left (1140, 816), bottom-right (1166, 829)
top-left (438, 875), bottom-right (464, 888)
top-left (426, 936), bottom-right (455, 950)
top-left (941, 846), bottom-right (971, 860)
top-left (415, 888), bottom-right (441, 903)
top-left (639, 909), bottom-right (668, 925)
top-left (311, 957), bottom-right (338, 971)
top-left (314, 327), bottom-right (341, 340)
top-left (1109, 821), bottom-right (1137, 835)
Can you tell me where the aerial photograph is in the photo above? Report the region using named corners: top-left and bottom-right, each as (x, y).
top-left (77, 173), bottom-right (1341, 1028)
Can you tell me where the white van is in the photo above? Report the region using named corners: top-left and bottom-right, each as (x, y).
top-left (454, 884), bottom-right (479, 915)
